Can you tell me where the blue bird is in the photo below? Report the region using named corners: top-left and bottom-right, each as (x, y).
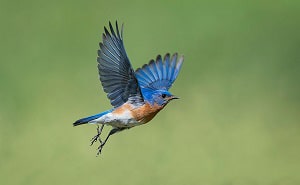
top-left (73, 21), bottom-right (184, 155)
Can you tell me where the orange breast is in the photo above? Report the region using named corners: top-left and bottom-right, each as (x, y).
top-left (131, 103), bottom-right (163, 124)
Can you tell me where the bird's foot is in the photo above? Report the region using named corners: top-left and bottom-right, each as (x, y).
top-left (94, 127), bottom-right (122, 156)
top-left (96, 142), bottom-right (106, 155)
top-left (90, 125), bottom-right (104, 146)
top-left (90, 134), bottom-right (100, 146)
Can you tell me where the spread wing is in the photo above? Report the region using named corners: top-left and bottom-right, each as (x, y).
top-left (135, 53), bottom-right (184, 91)
top-left (97, 21), bottom-right (143, 108)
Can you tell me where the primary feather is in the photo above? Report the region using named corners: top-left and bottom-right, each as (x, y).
top-left (135, 53), bottom-right (184, 91)
top-left (97, 21), bottom-right (143, 108)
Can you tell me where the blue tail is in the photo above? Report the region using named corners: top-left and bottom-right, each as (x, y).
top-left (73, 110), bottom-right (111, 126)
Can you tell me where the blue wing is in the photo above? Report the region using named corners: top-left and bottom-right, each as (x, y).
top-left (97, 21), bottom-right (143, 108)
top-left (135, 53), bottom-right (184, 91)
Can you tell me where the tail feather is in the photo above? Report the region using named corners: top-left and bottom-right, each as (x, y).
top-left (73, 110), bottom-right (111, 126)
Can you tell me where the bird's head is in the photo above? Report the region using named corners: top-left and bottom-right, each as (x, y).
top-left (150, 90), bottom-right (179, 107)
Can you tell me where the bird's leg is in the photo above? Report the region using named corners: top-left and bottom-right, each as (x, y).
top-left (90, 124), bottom-right (105, 146)
top-left (97, 127), bottom-right (127, 155)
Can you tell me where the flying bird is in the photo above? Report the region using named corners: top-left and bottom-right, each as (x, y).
top-left (73, 21), bottom-right (184, 155)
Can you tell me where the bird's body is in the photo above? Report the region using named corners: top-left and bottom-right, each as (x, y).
top-left (73, 21), bottom-right (183, 155)
top-left (87, 102), bottom-right (162, 128)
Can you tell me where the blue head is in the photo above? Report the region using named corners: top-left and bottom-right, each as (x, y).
top-left (141, 88), bottom-right (179, 106)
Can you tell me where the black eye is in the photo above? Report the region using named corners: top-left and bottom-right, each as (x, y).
top-left (162, 94), bottom-right (167, 98)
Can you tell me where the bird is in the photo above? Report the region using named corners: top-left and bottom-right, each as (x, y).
top-left (73, 21), bottom-right (184, 155)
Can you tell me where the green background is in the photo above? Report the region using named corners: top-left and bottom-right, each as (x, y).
top-left (1, 0), bottom-right (299, 184)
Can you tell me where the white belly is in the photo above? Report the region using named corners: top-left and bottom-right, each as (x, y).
top-left (89, 110), bottom-right (141, 128)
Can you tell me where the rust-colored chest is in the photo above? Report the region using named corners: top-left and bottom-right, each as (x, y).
top-left (131, 103), bottom-right (163, 124)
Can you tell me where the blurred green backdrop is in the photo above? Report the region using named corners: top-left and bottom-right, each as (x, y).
top-left (1, 0), bottom-right (300, 184)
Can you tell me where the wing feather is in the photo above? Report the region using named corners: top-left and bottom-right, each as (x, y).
top-left (97, 21), bottom-right (143, 107)
top-left (135, 53), bottom-right (184, 91)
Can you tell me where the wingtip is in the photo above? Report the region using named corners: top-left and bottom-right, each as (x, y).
top-left (178, 54), bottom-right (184, 63)
top-left (163, 53), bottom-right (170, 62)
top-left (156, 54), bottom-right (162, 62)
top-left (171, 52), bottom-right (177, 58)
top-left (149, 59), bottom-right (155, 65)
top-left (115, 20), bottom-right (124, 39)
top-left (104, 26), bottom-right (110, 36)
top-left (109, 21), bottom-right (114, 33)
top-left (176, 55), bottom-right (184, 71)
top-left (121, 23), bottom-right (124, 38)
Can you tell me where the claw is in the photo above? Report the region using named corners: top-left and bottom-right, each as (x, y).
top-left (94, 127), bottom-right (125, 156)
top-left (90, 134), bottom-right (99, 146)
top-left (90, 125), bottom-right (104, 146)
top-left (97, 143), bottom-right (105, 155)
